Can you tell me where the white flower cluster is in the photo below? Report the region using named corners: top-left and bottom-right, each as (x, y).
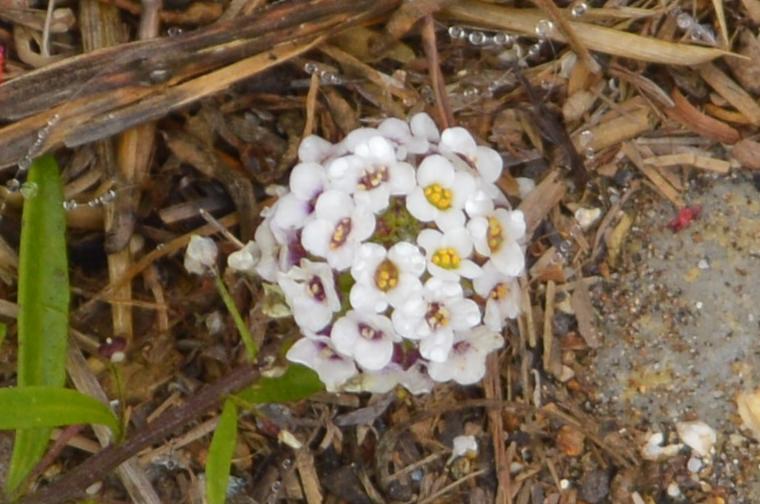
top-left (230, 114), bottom-right (526, 393)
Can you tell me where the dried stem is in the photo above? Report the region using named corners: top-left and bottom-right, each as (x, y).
top-left (18, 363), bottom-right (260, 504)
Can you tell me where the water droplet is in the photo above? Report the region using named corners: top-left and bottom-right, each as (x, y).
top-left (535, 19), bottom-right (554, 39)
top-left (676, 12), bottom-right (693, 30)
top-left (584, 147), bottom-right (595, 160)
top-left (463, 86), bottom-right (479, 98)
top-left (6, 179), bottom-right (21, 192)
top-left (303, 62), bottom-right (318, 74)
top-left (571, 1), bottom-right (588, 16)
top-left (579, 129), bottom-right (593, 147)
top-left (20, 181), bottom-right (38, 199)
top-left (492, 32), bottom-right (514, 47)
top-left (528, 42), bottom-right (543, 57)
top-left (149, 67), bottom-right (171, 84)
top-left (167, 26), bottom-right (183, 37)
top-left (448, 26), bottom-right (466, 39)
top-left (63, 200), bottom-right (78, 211)
top-left (270, 480), bottom-right (282, 493)
top-left (281, 458), bottom-right (293, 470)
top-left (100, 189), bottom-right (117, 204)
top-left (468, 31), bottom-right (487, 45)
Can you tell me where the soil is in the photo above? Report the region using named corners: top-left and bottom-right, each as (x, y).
top-left (589, 173), bottom-right (760, 502)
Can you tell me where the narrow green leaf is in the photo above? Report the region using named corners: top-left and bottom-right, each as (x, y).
top-left (205, 399), bottom-right (238, 504)
top-left (236, 364), bottom-right (323, 406)
top-left (6, 154), bottom-right (70, 495)
top-left (0, 322), bottom-right (6, 348)
top-left (0, 387), bottom-right (120, 437)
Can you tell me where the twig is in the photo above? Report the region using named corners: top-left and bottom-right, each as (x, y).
top-left (18, 363), bottom-right (260, 504)
top-left (421, 15), bottom-right (454, 128)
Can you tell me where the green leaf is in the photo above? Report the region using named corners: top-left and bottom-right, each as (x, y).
top-left (236, 364), bottom-right (323, 406)
top-left (205, 399), bottom-right (238, 504)
top-left (0, 387), bottom-right (120, 437)
top-left (6, 155), bottom-right (70, 495)
top-left (0, 322), bottom-right (6, 349)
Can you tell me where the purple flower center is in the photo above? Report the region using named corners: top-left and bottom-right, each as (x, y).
top-left (330, 217), bottom-right (352, 249)
top-left (357, 165), bottom-right (389, 190)
top-left (358, 322), bottom-right (383, 341)
top-left (307, 276), bottom-right (327, 302)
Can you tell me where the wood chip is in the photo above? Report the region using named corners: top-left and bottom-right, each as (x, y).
top-left (296, 450), bottom-right (323, 504)
top-left (518, 169), bottom-right (566, 237)
top-left (570, 277), bottom-right (601, 348)
top-left (643, 152), bottom-right (730, 173)
top-left (697, 62), bottom-right (760, 125)
top-left (622, 142), bottom-right (684, 207)
top-left (731, 139), bottom-right (760, 170)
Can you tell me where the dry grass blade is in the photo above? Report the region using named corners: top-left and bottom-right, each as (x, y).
top-left (665, 88), bottom-right (741, 144)
top-left (442, 1), bottom-right (733, 65)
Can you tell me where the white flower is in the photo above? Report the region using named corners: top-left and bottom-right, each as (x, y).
top-left (277, 259), bottom-right (340, 332)
top-left (451, 435), bottom-right (478, 458)
top-left (417, 227), bottom-right (481, 281)
top-left (301, 190), bottom-right (376, 270)
top-left (349, 242), bottom-right (426, 313)
top-left (391, 277), bottom-right (481, 362)
top-left (406, 154), bottom-right (476, 229)
top-left (271, 162), bottom-right (329, 235)
top-left (346, 361), bottom-right (434, 395)
top-left (440, 127), bottom-right (503, 184)
top-left (327, 136), bottom-right (416, 213)
top-left (467, 208), bottom-right (526, 276)
top-left (378, 117), bottom-right (429, 156)
top-left (340, 127), bottom-right (382, 153)
top-left (227, 240), bottom-right (261, 274)
top-left (410, 112), bottom-right (440, 143)
top-left (255, 215), bottom-right (305, 282)
top-left (286, 336), bottom-right (357, 392)
top-left (427, 326), bottom-right (504, 385)
top-left (184, 235), bottom-right (218, 275)
top-left (298, 135), bottom-right (334, 163)
top-left (331, 311), bottom-right (399, 370)
top-left (473, 261), bottom-right (521, 330)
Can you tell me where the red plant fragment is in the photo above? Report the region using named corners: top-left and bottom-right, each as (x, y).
top-left (668, 205), bottom-right (702, 232)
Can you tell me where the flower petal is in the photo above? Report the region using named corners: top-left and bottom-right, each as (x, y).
top-left (290, 162), bottom-right (327, 201)
top-left (419, 328), bottom-right (454, 362)
top-left (354, 336), bottom-right (394, 371)
top-left (349, 282), bottom-right (388, 313)
top-left (301, 219), bottom-right (332, 257)
top-left (475, 146), bottom-right (503, 182)
top-left (416, 228), bottom-right (442, 255)
top-left (330, 315), bottom-right (359, 356)
top-left (315, 190), bottom-right (353, 221)
top-left (410, 112), bottom-right (440, 142)
top-left (388, 241), bottom-right (427, 276)
top-left (441, 127), bottom-right (477, 158)
top-left (298, 135), bottom-right (333, 163)
top-left (417, 155), bottom-right (455, 187)
top-left (387, 162), bottom-right (416, 195)
top-left (492, 241), bottom-right (525, 276)
top-left (406, 187), bottom-right (437, 222)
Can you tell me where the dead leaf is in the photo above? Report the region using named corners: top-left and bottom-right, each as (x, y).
top-left (571, 278), bottom-right (601, 348)
top-left (556, 425), bottom-right (586, 457)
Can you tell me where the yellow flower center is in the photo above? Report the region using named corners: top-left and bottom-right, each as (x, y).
top-left (330, 217), bottom-right (352, 249)
top-left (487, 216), bottom-right (504, 252)
top-left (490, 282), bottom-right (509, 301)
top-left (425, 302), bottom-right (449, 330)
top-left (357, 165), bottom-right (389, 190)
top-left (424, 183), bottom-right (453, 210)
top-left (374, 259), bottom-right (399, 292)
top-left (431, 247), bottom-right (461, 270)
